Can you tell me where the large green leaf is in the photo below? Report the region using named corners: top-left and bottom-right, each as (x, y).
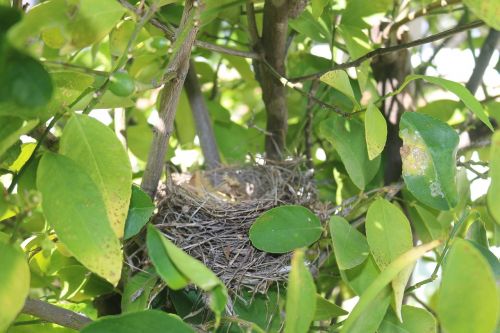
top-left (321, 115), bottom-right (381, 189)
top-left (60, 114), bottom-right (132, 239)
top-left (81, 310), bottom-right (195, 333)
top-left (487, 131), bottom-right (500, 225)
top-left (249, 205), bottom-right (322, 253)
top-left (379, 305), bottom-right (437, 333)
top-left (463, 0), bottom-right (500, 29)
top-left (364, 104), bottom-right (387, 160)
top-left (124, 185), bottom-right (155, 240)
top-left (37, 153), bottom-right (122, 285)
top-left (366, 199), bottom-right (413, 320)
top-left (393, 75), bottom-right (493, 131)
top-left (340, 241), bottom-right (441, 333)
top-left (399, 112), bottom-right (459, 210)
top-left (0, 240), bottom-right (30, 332)
top-left (0, 117), bottom-right (38, 158)
top-left (437, 239), bottom-right (499, 333)
top-left (4, 51), bottom-right (53, 108)
top-left (284, 249), bottom-right (316, 333)
top-left (146, 225), bottom-right (227, 319)
top-left (329, 216), bottom-right (369, 270)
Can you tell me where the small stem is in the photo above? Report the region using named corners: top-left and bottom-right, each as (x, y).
top-left (405, 209), bottom-right (470, 293)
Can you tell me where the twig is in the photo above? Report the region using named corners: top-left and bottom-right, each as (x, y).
top-left (466, 29), bottom-right (500, 94)
top-left (289, 20), bottom-right (484, 82)
top-left (21, 298), bottom-right (92, 331)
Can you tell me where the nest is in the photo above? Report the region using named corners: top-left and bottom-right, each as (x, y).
top-left (152, 159), bottom-right (316, 292)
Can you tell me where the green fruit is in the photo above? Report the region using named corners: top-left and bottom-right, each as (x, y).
top-left (150, 36), bottom-right (168, 50)
top-left (109, 72), bottom-right (135, 97)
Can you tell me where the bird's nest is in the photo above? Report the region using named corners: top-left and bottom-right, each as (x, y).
top-left (152, 159), bottom-right (318, 292)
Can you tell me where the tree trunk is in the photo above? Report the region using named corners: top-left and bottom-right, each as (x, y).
top-left (141, 0), bottom-right (200, 197)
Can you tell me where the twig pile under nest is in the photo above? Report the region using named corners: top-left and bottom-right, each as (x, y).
top-left (153, 159), bottom-right (317, 292)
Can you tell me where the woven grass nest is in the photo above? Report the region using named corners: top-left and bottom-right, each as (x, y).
top-left (152, 159), bottom-right (319, 293)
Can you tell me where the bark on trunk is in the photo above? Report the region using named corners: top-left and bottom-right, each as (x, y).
top-left (141, 0), bottom-right (200, 197)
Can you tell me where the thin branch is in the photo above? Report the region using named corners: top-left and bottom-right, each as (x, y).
top-left (21, 298), bottom-right (92, 331)
top-left (290, 20), bottom-right (485, 82)
top-left (466, 28), bottom-right (500, 94)
top-left (387, 0), bottom-right (461, 35)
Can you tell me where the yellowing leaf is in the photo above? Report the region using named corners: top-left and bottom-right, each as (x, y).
top-left (366, 199), bottom-right (413, 320)
top-left (284, 249), bottom-right (316, 333)
top-left (37, 153), bottom-right (122, 285)
top-left (60, 114), bottom-right (132, 239)
top-left (463, 0), bottom-right (500, 30)
top-left (437, 239), bottom-right (499, 333)
top-left (0, 240), bottom-right (30, 332)
top-left (365, 104), bottom-right (387, 160)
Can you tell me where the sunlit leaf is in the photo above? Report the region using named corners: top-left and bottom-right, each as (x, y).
top-left (284, 249), bottom-right (316, 333)
top-left (341, 241), bottom-right (440, 333)
top-left (37, 153), bottom-right (122, 285)
top-left (60, 114), bottom-right (132, 239)
top-left (0, 240), bottom-right (30, 332)
top-left (364, 104), bottom-right (387, 160)
top-left (463, 0), bottom-right (500, 30)
top-left (399, 112), bottom-right (459, 210)
top-left (320, 70), bottom-right (359, 107)
top-left (249, 205), bottom-right (322, 253)
top-left (366, 198), bottom-right (413, 320)
top-left (329, 215), bottom-right (369, 270)
top-left (437, 239), bottom-right (499, 333)
top-left (81, 310), bottom-right (195, 333)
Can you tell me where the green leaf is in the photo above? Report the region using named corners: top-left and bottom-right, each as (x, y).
top-left (399, 112), bottom-right (459, 210)
top-left (81, 310), bottom-right (195, 333)
top-left (60, 114), bottom-right (132, 239)
top-left (393, 75), bottom-right (493, 131)
top-left (437, 239), bottom-right (499, 333)
top-left (321, 115), bottom-right (381, 189)
top-left (0, 240), bottom-right (30, 332)
top-left (463, 0), bottom-right (500, 29)
top-left (364, 104), bottom-right (387, 160)
top-left (379, 305), bottom-right (437, 333)
top-left (124, 185), bottom-right (155, 240)
top-left (121, 268), bottom-right (157, 313)
top-left (146, 225), bottom-right (227, 320)
top-left (341, 241), bottom-right (441, 333)
top-left (320, 70), bottom-right (359, 107)
top-left (4, 51), bottom-right (53, 108)
top-left (0, 6), bottom-right (21, 33)
top-left (329, 215), bottom-right (369, 270)
top-left (284, 249), bottom-right (317, 333)
top-left (288, 10), bottom-right (331, 43)
top-left (366, 199), bottom-right (413, 320)
top-left (417, 99), bottom-right (460, 122)
top-left (314, 295), bottom-right (348, 321)
top-left (413, 205), bottom-right (447, 242)
top-left (249, 205), bottom-right (322, 253)
top-left (37, 153), bottom-right (122, 285)
top-left (487, 131), bottom-right (500, 225)
top-left (0, 117), bottom-right (38, 158)
top-left (146, 225), bottom-right (189, 290)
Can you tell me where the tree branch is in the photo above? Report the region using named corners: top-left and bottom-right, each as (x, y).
top-left (22, 298), bottom-right (92, 331)
top-left (289, 20), bottom-right (484, 82)
top-left (184, 60), bottom-right (221, 171)
top-left (141, 0), bottom-right (200, 197)
top-left (466, 28), bottom-right (499, 94)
